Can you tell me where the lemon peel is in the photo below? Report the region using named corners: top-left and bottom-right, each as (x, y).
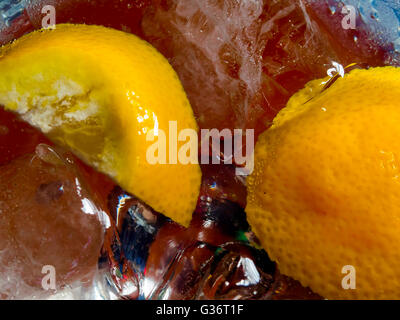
top-left (246, 66), bottom-right (400, 299)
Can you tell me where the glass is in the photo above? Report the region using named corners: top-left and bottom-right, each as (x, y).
top-left (0, 0), bottom-right (399, 300)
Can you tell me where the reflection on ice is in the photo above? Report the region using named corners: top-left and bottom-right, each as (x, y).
top-left (103, 187), bottom-right (321, 300)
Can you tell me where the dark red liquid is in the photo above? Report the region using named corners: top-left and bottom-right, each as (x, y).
top-left (0, 0), bottom-right (394, 299)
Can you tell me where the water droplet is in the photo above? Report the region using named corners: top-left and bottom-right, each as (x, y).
top-left (35, 144), bottom-right (64, 166)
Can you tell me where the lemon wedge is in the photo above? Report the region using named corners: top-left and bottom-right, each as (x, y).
top-left (0, 24), bottom-right (201, 226)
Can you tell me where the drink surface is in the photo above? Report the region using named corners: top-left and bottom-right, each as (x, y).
top-left (0, 0), bottom-right (398, 299)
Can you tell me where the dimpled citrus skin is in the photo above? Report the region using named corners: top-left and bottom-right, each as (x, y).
top-left (246, 67), bottom-right (400, 299)
top-left (0, 24), bottom-right (201, 227)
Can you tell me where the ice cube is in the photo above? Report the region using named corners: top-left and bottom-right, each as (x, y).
top-left (141, 0), bottom-right (394, 135)
top-left (0, 144), bottom-right (108, 299)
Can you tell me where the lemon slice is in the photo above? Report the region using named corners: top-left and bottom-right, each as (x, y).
top-left (0, 24), bottom-right (201, 227)
top-left (246, 66), bottom-right (400, 299)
